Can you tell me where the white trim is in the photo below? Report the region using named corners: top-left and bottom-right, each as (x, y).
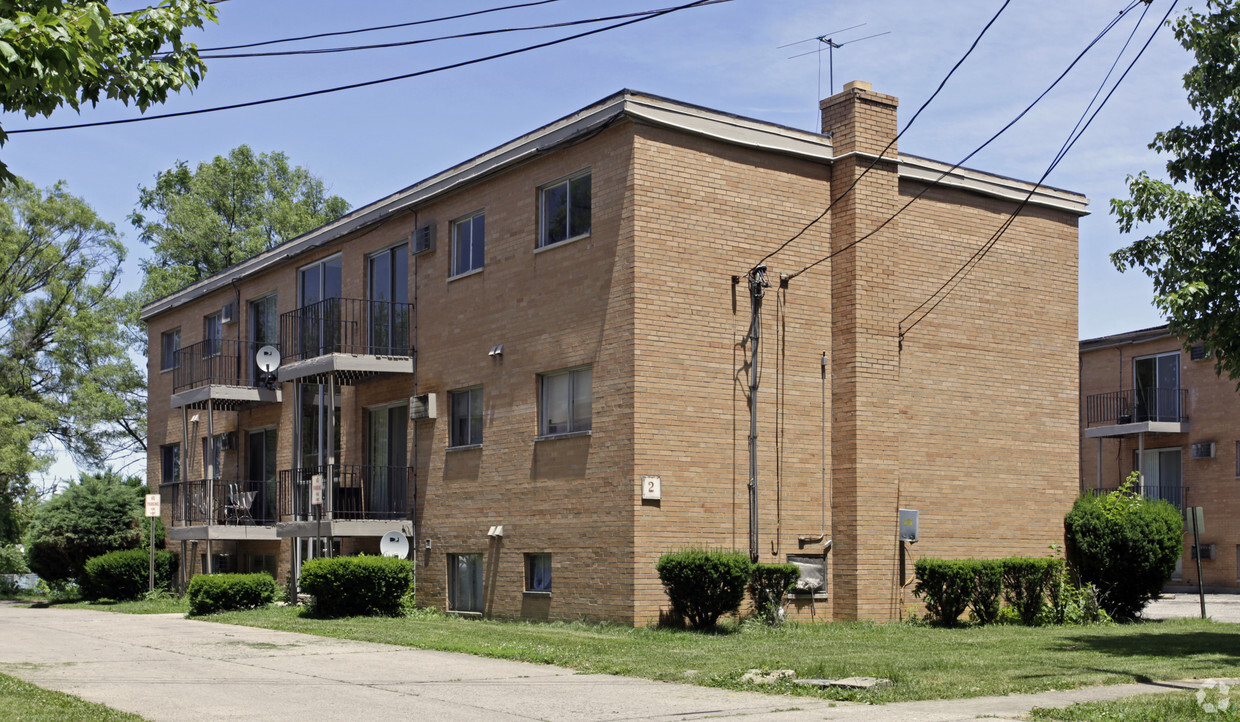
top-left (447, 266), bottom-right (484, 282)
top-left (897, 155), bottom-right (1089, 216)
top-left (533, 233), bottom-right (590, 254)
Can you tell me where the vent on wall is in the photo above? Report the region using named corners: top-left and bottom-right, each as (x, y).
top-left (1192, 543), bottom-right (1215, 561)
top-left (410, 393), bottom-right (437, 420)
top-left (1191, 344), bottom-right (1208, 361)
top-left (411, 224), bottom-right (435, 255)
top-left (1191, 441), bottom-right (1216, 459)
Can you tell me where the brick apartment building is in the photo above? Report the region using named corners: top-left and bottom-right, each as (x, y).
top-left (143, 82), bottom-right (1087, 624)
top-left (1081, 325), bottom-right (1240, 591)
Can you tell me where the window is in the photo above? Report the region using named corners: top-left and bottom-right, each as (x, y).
top-left (540, 367), bottom-right (592, 436)
top-left (1132, 447), bottom-right (1183, 509)
top-left (539, 171), bottom-right (591, 247)
top-left (250, 295), bottom-right (278, 384)
top-left (368, 246), bottom-right (409, 354)
top-left (247, 554), bottom-right (277, 578)
top-left (1133, 352), bottom-right (1180, 422)
top-left (451, 212), bottom-right (485, 276)
top-left (160, 329), bottom-right (180, 371)
top-left (160, 444), bottom-right (180, 485)
top-left (449, 387), bottom-right (483, 447)
top-left (203, 434), bottom-right (225, 480)
top-left (448, 553), bottom-right (483, 613)
top-left (204, 312), bottom-right (223, 357)
top-left (525, 553), bottom-right (551, 593)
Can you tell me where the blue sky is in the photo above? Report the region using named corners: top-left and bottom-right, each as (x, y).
top-left (6, 0), bottom-right (1199, 477)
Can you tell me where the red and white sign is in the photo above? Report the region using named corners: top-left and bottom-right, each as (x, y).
top-left (311, 475), bottom-right (324, 506)
top-left (144, 494), bottom-right (161, 518)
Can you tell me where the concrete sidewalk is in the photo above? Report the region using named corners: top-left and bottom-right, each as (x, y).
top-left (0, 603), bottom-right (1228, 721)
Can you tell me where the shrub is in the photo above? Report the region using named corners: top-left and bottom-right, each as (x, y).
top-left (81, 549), bottom-right (177, 601)
top-left (1000, 557), bottom-right (1061, 626)
top-left (656, 549), bottom-right (752, 630)
top-left (747, 563), bottom-right (800, 625)
top-left (188, 573), bottom-right (277, 615)
top-left (967, 560), bottom-right (1003, 625)
top-left (24, 471), bottom-right (145, 583)
top-left (913, 558), bottom-right (972, 626)
top-left (1065, 479), bottom-right (1182, 620)
top-left (299, 555), bottom-right (413, 617)
top-left (0, 543), bottom-right (28, 575)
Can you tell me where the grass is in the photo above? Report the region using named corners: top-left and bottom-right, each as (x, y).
top-left (54, 596), bottom-right (188, 615)
top-left (1029, 688), bottom-right (1239, 720)
top-left (179, 606), bottom-right (1240, 705)
top-left (0, 672), bottom-right (143, 721)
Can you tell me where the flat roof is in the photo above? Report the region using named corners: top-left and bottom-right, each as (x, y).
top-left (1079, 324), bottom-right (1173, 351)
top-left (141, 88), bottom-right (1089, 321)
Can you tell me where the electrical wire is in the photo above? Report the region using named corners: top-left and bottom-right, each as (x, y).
top-left (783, 0), bottom-right (1146, 284)
top-left (7, 0), bottom-right (719, 136)
top-left (751, 0), bottom-right (1015, 270)
top-left (193, 0), bottom-right (567, 52)
top-left (899, 0), bottom-right (1171, 340)
top-left (191, 4), bottom-right (718, 59)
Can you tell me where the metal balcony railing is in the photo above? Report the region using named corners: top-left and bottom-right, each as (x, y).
top-left (158, 478), bottom-right (278, 526)
top-left (172, 339), bottom-right (274, 393)
top-left (1082, 484), bottom-right (1187, 511)
top-left (279, 298), bottom-right (412, 362)
top-left (277, 464), bottom-right (411, 521)
top-left (1084, 387), bottom-right (1188, 427)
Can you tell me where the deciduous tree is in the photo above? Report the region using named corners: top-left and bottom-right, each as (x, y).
top-left (24, 469), bottom-right (144, 582)
top-left (131, 145), bottom-right (350, 301)
top-left (0, 0), bottom-right (218, 183)
top-left (1111, 0), bottom-right (1240, 380)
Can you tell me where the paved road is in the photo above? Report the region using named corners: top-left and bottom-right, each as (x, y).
top-left (0, 602), bottom-right (1232, 721)
top-left (1145, 593), bottom-right (1240, 623)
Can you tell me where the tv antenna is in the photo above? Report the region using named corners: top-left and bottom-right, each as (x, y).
top-left (781, 24), bottom-right (890, 106)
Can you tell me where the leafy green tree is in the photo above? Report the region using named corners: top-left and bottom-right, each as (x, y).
top-left (0, 178), bottom-right (145, 543)
top-left (1111, 0), bottom-right (1240, 380)
top-left (0, 0), bottom-right (218, 183)
top-left (24, 469), bottom-right (144, 582)
top-left (132, 145), bottom-right (351, 301)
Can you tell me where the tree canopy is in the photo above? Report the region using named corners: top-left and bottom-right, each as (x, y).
top-left (0, 0), bottom-right (218, 183)
top-left (24, 469), bottom-right (145, 582)
top-left (1110, 0), bottom-right (1240, 380)
top-left (0, 177), bottom-right (144, 542)
top-left (132, 145), bottom-right (351, 301)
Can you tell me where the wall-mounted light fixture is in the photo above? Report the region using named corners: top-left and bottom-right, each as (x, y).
top-left (488, 344), bottom-right (504, 358)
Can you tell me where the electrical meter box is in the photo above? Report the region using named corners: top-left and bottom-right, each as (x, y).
top-left (898, 509), bottom-right (919, 543)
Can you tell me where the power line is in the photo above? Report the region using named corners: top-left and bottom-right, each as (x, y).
top-left (194, 0), bottom-right (567, 52)
top-left (752, 0), bottom-right (1015, 270)
top-left (192, 5), bottom-right (718, 60)
top-left (899, 0), bottom-right (1173, 340)
top-left (7, 0), bottom-right (721, 136)
top-left (784, 0), bottom-right (1146, 283)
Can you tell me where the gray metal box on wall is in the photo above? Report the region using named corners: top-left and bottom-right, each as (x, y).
top-left (898, 509), bottom-right (919, 543)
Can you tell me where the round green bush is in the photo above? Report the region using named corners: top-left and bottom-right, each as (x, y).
top-left (188, 573), bottom-right (276, 615)
top-left (299, 555), bottom-right (413, 617)
top-left (1064, 485), bottom-right (1182, 621)
top-left (656, 548), bottom-right (752, 630)
top-left (81, 549), bottom-right (177, 601)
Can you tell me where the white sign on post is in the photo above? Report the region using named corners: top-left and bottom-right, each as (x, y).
top-left (144, 494), bottom-right (161, 517)
top-left (311, 474), bottom-right (324, 506)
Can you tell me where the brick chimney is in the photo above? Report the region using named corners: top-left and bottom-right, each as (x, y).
top-left (819, 80), bottom-right (899, 158)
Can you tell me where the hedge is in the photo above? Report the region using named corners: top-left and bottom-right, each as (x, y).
top-left (188, 573), bottom-right (277, 615)
top-left (656, 549), bottom-right (752, 630)
top-left (913, 558), bottom-right (974, 626)
top-left (299, 555), bottom-right (413, 617)
top-left (81, 549), bottom-right (177, 601)
top-left (747, 563), bottom-right (800, 624)
top-left (1001, 557), bottom-right (1061, 625)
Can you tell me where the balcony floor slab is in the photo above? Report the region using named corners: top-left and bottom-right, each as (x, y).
top-left (170, 384), bottom-right (281, 410)
top-left (276, 519), bottom-right (413, 538)
top-left (168, 525), bottom-right (279, 541)
top-left (1084, 420), bottom-right (1189, 438)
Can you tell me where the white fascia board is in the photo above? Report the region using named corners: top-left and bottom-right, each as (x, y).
top-left (898, 155), bottom-right (1089, 216)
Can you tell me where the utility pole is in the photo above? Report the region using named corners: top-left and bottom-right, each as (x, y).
top-left (745, 265), bottom-right (769, 563)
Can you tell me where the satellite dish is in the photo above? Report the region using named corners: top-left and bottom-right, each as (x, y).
top-left (255, 345), bottom-right (282, 373)
top-left (380, 531), bottom-right (409, 559)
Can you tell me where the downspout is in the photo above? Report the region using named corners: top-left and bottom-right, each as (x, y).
top-left (411, 212), bottom-right (420, 597)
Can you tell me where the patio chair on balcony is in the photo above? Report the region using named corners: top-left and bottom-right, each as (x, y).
top-left (225, 484), bottom-right (257, 525)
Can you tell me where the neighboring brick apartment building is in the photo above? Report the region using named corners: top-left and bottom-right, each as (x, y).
top-left (1081, 325), bottom-right (1240, 591)
top-left (143, 82), bottom-right (1087, 624)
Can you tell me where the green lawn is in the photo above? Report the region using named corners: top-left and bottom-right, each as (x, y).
top-left (187, 606), bottom-right (1240, 705)
top-left (0, 673), bottom-right (143, 721)
top-left (1030, 688), bottom-right (1238, 721)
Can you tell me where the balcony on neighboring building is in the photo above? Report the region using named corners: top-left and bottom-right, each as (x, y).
top-left (277, 298), bottom-right (414, 385)
top-left (1083, 387), bottom-right (1189, 438)
top-left (275, 464), bottom-right (414, 538)
top-left (170, 339), bottom-right (282, 409)
top-left (158, 478), bottom-right (280, 541)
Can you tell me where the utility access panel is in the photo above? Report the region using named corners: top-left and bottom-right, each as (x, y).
top-left (898, 509), bottom-right (919, 543)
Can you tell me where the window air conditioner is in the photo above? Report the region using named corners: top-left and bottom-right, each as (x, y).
top-left (1191, 543), bottom-right (1215, 561)
top-left (410, 393), bottom-right (437, 420)
top-left (411, 224), bottom-right (435, 255)
top-left (221, 302), bottom-right (235, 324)
top-left (1190, 344), bottom-right (1208, 361)
top-left (1191, 442), bottom-right (1216, 459)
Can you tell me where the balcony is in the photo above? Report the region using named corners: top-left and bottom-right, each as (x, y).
top-left (277, 298), bottom-right (414, 384)
top-left (169, 339), bottom-right (281, 409)
top-left (1083, 388), bottom-right (1189, 438)
top-left (1082, 484), bottom-right (1187, 511)
top-left (158, 478), bottom-right (279, 541)
top-left (275, 464), bottom-right (413, 538)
